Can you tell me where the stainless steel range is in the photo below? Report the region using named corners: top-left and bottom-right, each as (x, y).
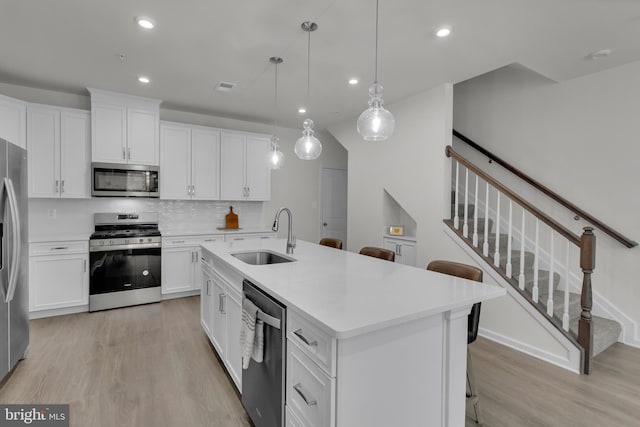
top-left (89, 212), bottom-right (161, 312)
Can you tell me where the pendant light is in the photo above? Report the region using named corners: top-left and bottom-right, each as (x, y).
top-left (267, 56), bottom-right (284, 170)
top-left (357, 0), bottom-right (395, 141)
top-left (294, 21), bottom-right (322, 160)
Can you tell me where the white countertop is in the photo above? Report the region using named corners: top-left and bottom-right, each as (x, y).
top-left (201, 239), bottom-right (505, 339)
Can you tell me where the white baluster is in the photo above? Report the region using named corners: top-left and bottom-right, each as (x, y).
top-left (547, 230), bottom-right (555, 316)
top-left (506, 200), bottom-right (513, 278)
top-left (494, 191), bottom-right (501, 267)
top-left (533, 219), bottom-right (539, 303)
top-left (518, 208), bottom-right (526, 290)
top-left (473, 175), bottom-right (479, 247)
top-left (453, 162), bottom-right (459, 229)
top-left (563, 244), bottom-right (570, 331)
top-left (483, 182), bottom-right (489, 256)
top-left (463, 168), bottom-right (469, 238)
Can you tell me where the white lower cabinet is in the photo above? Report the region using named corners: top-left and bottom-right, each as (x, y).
top-left (287, 343), bottom-right (336, 427)
top-left (383, 236), bottom-right (417, 267)
top-left (161, 235), bottom-right (223, 295)
top-left (29, 241), bottom-right (89, 314)
top-left (201, 248), bottom-right (243, 391)
top-left (286, 407), bottom-right (306, 427)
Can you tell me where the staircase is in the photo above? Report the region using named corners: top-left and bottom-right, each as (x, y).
top-left (447, 201), bottom-right (622, 361)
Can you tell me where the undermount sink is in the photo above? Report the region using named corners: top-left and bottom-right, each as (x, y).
top-left (231, 250), bottom-right (295, 265)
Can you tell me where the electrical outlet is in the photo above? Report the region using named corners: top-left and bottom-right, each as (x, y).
top-left (191, 209), bottom-right (196, 217)
top-left (47, 209), bottom-right (56, 219)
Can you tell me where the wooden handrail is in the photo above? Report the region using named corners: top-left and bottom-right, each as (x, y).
top-left (452, 129), bottom-right (637, 248)
top-left (446, 145), bottom-right (582, 247)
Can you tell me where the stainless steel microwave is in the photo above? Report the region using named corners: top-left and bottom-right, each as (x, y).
top-left (91, 163), bottom-right (159, 198)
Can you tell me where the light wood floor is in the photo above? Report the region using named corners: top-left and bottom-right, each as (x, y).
top-left (2, 296), bottom-right (639, 427)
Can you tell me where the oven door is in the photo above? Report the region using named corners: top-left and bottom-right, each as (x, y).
top-left (89, 246), bottom-right (161, 295)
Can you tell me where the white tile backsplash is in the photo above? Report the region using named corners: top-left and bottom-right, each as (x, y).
top-left (29, 198), bottom-right (265, 241)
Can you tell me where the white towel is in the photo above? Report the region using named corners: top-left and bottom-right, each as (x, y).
top-left (241, 298), bottom-right (259, 369)
top-left (251, 319), bottom-right (264, 364)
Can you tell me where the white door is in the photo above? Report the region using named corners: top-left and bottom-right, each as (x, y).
top-left (27, 106), bottom-right (59, 198)
top-left (191, 128), bottom-right (220, 200)
top-left (160, 123), bottom-right (191, 199)
top-left (201, 268), bottom-right (214, 338)
top-left (161, 247), bottom-right (195, 294)
top-left (127, 108), bottom-right (158, 165)
top-left (91, 103), bottom-right (126, 163)
top-left (0, 95), bottom-right (26, 149)
top-left (60, 110), bottom-right (91, 198)
top-left (224, 288), bottom-right (243, 390)
top-left (245, 135), bottom-right (270, 200)
top-left (220, 132), bottom-right (246, 200)
top-left (320, 168), bottom-right (348, 247)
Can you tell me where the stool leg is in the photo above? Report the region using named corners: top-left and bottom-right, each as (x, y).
top-left (467, 350), bottom-right (484, 425)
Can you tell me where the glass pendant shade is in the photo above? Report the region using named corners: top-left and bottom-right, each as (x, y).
top-left (267, 135), bottom-right (284, 170)
top-left (294, 118), bottom-right (322, 160)
top-left (357, 82), bottom-right (395, 141)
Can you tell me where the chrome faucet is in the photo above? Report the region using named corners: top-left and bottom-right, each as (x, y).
top-left (272, 207), bottom-right (296, 254)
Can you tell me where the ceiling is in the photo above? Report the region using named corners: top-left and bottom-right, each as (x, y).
top-left (1, 0), bottom-right (639, 131)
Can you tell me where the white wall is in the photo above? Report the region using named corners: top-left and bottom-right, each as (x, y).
top-left (454, 62), bottom-right (640, 346)
top-left (0, 82), bottom-right (347, 243)
top-left (329, 84), bottom-right (461, 264)
top-left (330, 82), bottom-right (572, 367)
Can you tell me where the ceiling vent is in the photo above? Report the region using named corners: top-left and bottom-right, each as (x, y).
top-left (215, 81), bottom-right (236, 92)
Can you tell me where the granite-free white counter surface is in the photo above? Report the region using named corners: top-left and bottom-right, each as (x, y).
top-left (201, 239), bottom-right (505, 339)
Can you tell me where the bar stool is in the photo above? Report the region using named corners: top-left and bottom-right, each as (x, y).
top-left (359, 246), bottom-right (395, 262)
top-left (426, 260), bottom-right (484, 426)
top-left (319, 238), bottom-right (343, 250)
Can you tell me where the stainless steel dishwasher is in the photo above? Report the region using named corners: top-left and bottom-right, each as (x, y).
top-left (242, 279), bottom-right (286, 427)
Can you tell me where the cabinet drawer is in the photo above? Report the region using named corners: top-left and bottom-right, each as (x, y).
top-left (287, 342), bottom-right (335, 427)
top-left (224, 232), bottom-right (276, 242)
top-left (30, 241), bottom-right (88, 256)
top-left (288, 311), bottom-right (336, 377)
top-left (286, 407), bottom-right (306, 427)
top-left (163, 234), bottom-right (223, 247)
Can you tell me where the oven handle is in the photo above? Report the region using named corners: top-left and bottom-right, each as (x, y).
top-left (89, 242), bottom-right (162, 252)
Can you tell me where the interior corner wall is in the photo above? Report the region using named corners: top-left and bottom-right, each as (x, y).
top-left (328, 83), bottom-right (469, 267)
top-left (0, 82), bottom-right (348, 244)
top-left (453, 61), bottom-right (640, 347)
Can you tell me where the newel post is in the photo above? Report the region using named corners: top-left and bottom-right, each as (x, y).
top-left (578, 227), bottom-right (595, 374)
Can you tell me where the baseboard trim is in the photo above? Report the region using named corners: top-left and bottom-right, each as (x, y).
top-left (478, 327), bottom-right (579, 374)
top-left (30, 305), bottom-right (88, 319)
top-left (162, 289), bottom-right (200, 300)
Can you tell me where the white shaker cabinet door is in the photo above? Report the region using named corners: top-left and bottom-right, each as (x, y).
top-left (245, 135), bottom-right (270, 201)
top-left (30, 254), bottom-right (88, 312)
top-left (191, 127), bottom-right (220, 200)
top-left (201, 267), bottom-right (214, 339)
top-left (127, 108), bottom-right (159, 165)
top-left (27, 106), bottom-right (59, 198)
top-left (220, 132), bottom-right (246, 200)
top-left (224, 287), bottom-right (242, 390)
top-left (160, 123), bottom-right (191, 199)
top-left (161, 246), bottom-right (196, 294)
top-left (92, 103), bottom-right (127, 163)
top-left (59, 110), bottom-right (90, 198)
top-left (0, 95), bottom-right (26, 149)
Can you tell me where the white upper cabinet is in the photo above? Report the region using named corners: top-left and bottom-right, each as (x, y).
top-left (0, 94), bottom-right (27, 149)
top-left (88, 88), bottom-right (161, 165)
top-left (220, 131), bottom-right (270, 201)
top-left (160, 121), bottom-right (220, 200)
top-left (27, 104), bottom-right (90, 198)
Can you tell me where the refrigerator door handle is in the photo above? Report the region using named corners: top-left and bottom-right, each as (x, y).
top-left (4, 178), bottom-right (20, 303)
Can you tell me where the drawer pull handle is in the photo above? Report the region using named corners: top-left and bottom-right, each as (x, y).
top-left (293, 329), bottom-right (318, 347)
top-left (293, 383), bottom-right (317, 406)
top-left (51, 246), bottom-right (68, 250)
top-left (172, 240), bottom-right (185, 244)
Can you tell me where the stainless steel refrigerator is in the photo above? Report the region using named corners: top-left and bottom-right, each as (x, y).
top-left (0, 138), bottom-right (28, 382)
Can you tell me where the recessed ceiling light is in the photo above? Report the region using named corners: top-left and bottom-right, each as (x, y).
top-left (435, 26), bottom-right (452, 38)
top-left (588, 49), bottom-right (612, 60)
top-left (348, 78), bottom-right (359, 85)
top-left (298, 108), bottom-right (307, 114)
top-left (215, 81), bottom-right (236, 92)
top-left (138, 76), bottom-right (150, 84)
top-left (136, 17), bottom-right (156, 30)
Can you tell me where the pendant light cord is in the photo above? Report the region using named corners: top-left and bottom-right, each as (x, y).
top-left (273, 60), bottom-right (278, 138)
top-left (307, 28), bottom-right (311, 115)
top-left (374, 0), bottom-right (379, 84)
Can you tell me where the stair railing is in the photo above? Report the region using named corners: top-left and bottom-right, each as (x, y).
top-left (446, 145), bottom-right (595, 373)
top-left (453, 129), bottom-right (637, 248)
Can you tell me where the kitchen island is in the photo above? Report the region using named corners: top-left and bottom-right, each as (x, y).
top-left (200, 238), bottom-right (505, 427)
